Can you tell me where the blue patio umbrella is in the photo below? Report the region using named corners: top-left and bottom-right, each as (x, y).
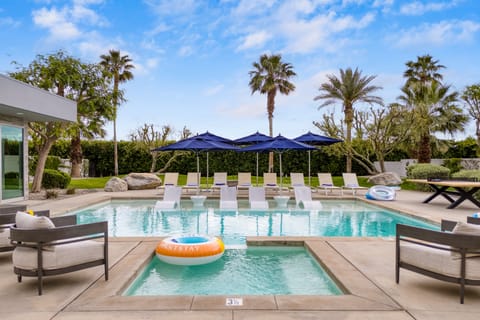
top-left (233, 131), bottom-right (272, 186)
top-left (153, 136), bottom-right (239, 192)
top-left (193, 131), bottom-right (235, 188)
top-left (294, 131), bottom-right (343, 186)
top-left (240, 135), bottom-right (316, 191)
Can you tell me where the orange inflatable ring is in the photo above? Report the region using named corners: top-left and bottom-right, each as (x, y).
top-left (156, 235), bottom-right (225, 265)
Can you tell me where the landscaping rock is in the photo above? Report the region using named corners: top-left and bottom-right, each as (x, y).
top-left (368, 172), bottom-right (402, 186)
top-left (104, 177), bottom-right (128, 192)
top-left (123, 173), bottom-right (162, 190)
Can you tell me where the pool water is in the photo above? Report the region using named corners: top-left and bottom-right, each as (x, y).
top-left (73, 199), bottom-right (438, 245)
top-left (124, 246), bottom-right (343, 296)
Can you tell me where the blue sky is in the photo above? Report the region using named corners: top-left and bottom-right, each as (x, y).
top-left (1, 0), bottom-right (480, 141)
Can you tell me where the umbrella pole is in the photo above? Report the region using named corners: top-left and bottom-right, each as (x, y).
top-left (196, 153), bottom-right (200, 195)
top-left (308, 150), bottom-right (311, 187)
top-left (256, 152), bottom-right (259, 186)
top-left (279, 152), bottom-right (283, 194)
top-left (206, 152), bottom-right (209, 190)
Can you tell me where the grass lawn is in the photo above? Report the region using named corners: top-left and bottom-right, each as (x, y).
top-left (69, 174), bottom-right (416, 190)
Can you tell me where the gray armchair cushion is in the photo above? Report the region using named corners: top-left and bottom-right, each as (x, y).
top-left (400, 242), bottom-right (480, 280)
top-left (13, 240), bottom-right (104, 270)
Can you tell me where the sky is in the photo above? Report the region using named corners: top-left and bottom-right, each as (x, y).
top-left (1, 0), bottom-right (480, 141)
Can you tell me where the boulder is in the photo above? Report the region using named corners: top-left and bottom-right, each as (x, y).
top-left (124, 173), bottom-right (162, 190)
top-left (104, 177), bottom-right (128, 192)
top-left (368, 172), bottom-right (402, 186)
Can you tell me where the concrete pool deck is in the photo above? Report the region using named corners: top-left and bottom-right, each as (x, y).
top-left (1, 188), bottom-right (480, 319)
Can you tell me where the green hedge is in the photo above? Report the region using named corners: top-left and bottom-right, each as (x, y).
top-left (42, 169), bottom-right (71, 189)
top-left (407, 163), bottom-right (450, 191)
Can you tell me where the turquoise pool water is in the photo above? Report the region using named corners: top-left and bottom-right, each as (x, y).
top-left (124, 246), bottom-right (343, 296)
top-left (72, 199), bottom-right (438, 245)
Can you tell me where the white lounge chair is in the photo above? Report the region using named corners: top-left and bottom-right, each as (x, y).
top-left (317, 173), bottom-right (341, 195)
top-left (212, 172), bottom-right (227, 191)
top-left (237, 172), bottom-right (252, 190)
top-left (155, 186), bottom-right (182, 210)
top-left (248, 187), bottom-right (269, 209)
top-left (290, 172), bottom-right (305, 188)
top-left (263, 173), bottom-right (280, 191)
top-left (158, 172), bottom-right (179, 189)
top-left (220, 186), bottom-right (238, 209)
top-left (342, 173), bottom-right (368, 195)
top-left (183, 172), bottom-right (201, 193)
top-left (294, 186), bottom-right (322, 210)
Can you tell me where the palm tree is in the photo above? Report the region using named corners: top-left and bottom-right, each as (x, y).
top-left (397, 81), bottom-right (467, 162)
top-left (314, 67), bottom-right (383, 172)
top-left (404, 54), bottom-right (445, 87)
top-left (462, 84), bottom-right (480, 155)
top-left (249, 53), bottom-right (296, 172)
top-left (99, 49), bottom-right (134, 176)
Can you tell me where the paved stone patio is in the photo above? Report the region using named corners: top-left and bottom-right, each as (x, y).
top-left (1, 188), bottom-right (479, 319)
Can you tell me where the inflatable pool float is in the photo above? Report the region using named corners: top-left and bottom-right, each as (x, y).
top-left (155, 235), bottom-right (225, 265)
top-left (366, 185), bottom-right (396, 201)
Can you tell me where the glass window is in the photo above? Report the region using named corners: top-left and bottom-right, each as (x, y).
top-left (2, 125), bottom-right (24, 200)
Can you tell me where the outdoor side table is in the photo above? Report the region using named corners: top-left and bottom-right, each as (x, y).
top-left (190, 195), bottom-right (207, 207)
top-left (273, 195), bottom-right (290, 208)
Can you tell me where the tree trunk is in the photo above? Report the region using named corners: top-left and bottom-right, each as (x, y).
top-left (418, 133), bottom-right (431, 163)
top-left (31, 138), bottom-right (56, 193)
top-left (70, 133), bottom-right (83, 178)
top-left (114, 116), bottom-right (118, 176)
top-left (267, 90), bottom-right (276, 173)
top-left (345, 104), bottom-right (353, 173)
top-left (476, 119), bottom-right (480, 157)
top-left (150, 152), bottom-right (157, 173)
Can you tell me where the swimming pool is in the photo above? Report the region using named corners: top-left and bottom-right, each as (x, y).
top-left (124, 246), bottom-right (343, 296)
top-left (72, 199), bottom-right (437, 245)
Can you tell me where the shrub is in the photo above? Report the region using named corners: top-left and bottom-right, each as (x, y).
top-left (42, 169), bottom-right (71, 189)
top-left (453, 170), bottom-right (480, 199)
top-left (407, 163), bottom-right (450, 191)
top-left (443, 158), bottom-right (463, 174)
top-left (45, 190), bottom-right (58, 199)
top-left (66, 187), bottom-right (76, 195)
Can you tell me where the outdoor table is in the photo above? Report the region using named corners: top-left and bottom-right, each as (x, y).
top-left (273, 195), bottom-right (290, 208)
top-left (407, 179), bottom-right (480, 209)
top-left (190, 195), bottom-right (207, 207)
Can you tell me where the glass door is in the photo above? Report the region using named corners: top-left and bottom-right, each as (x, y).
top-left (1, 125), bottom-right (24, 200)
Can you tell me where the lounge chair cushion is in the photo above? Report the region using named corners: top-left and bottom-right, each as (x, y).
top-left (16, 211), bottom-right (55, 229)
top-left (13, 240), bottom-right (105, 270)
top-left (400, 242), bottom-right (480, 280)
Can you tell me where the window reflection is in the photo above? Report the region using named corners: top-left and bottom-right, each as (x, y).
top-left (2, 125), bottom-right (24, 199)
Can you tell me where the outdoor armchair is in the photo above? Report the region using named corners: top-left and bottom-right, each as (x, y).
top-left (396, 218), bottom-right (480, 304)
top-left (10, 212), bottom-right (108, 295)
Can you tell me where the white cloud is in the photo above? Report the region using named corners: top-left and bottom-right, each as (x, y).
top-left (32, 7), bottom-right (82, 40)
top-left (146, 58), bottom-right (159, 69)
top-left (145, 23), bottom-right (170, 36)
top-left (0, 16), bottom-right (21, 28)
top-left (178, 45), bottom-right (193, 56)
top-left (32, 1), bottom-right (108, 41)
top-left (278, 10), bottom-right (375, 54)
top-left (237, 30), bottom-right (271, 51)
top-left (232, 0), bottom-right (277, 17)
top-left (400, 1), bottom-right (459, 16)
top-left (144, 0), bottom-right (198, 16)
top-left (203, 84), bottom-right (225, 96)
top-left (392, 20), bottom-right (480, 47)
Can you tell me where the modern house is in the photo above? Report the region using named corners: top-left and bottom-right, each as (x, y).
top-left (0, 74), bottom-right (76, 203)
